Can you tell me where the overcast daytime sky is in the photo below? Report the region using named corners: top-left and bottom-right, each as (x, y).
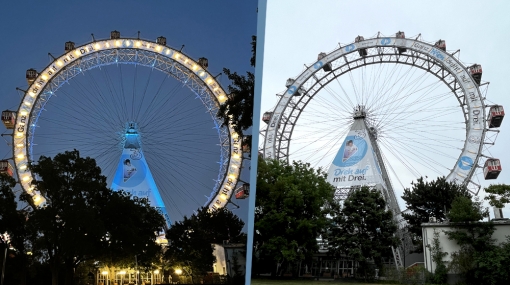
top-left (259, 0), bottom-right (510, 217)
top-left (0, 1), bottom-right (257, 226)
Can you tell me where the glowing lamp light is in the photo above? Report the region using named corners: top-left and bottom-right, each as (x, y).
top-left (20, 111), bottom-right (28, 116)
top-left (220, 194), bottom-right (227, 200)
top-left (174, 53), bottom-right (180, 59)
top-left (229, 174), bottom-right (236, 180)
top-left (105, 42), bottom-right (110, 48)
top-left (24, 101), bottom-right (31, 106)
top-left (175, 269), bottom-right (183, 275)
top-left (74, 50), bottom-right (81, 56)
top-left (101, 271), bottom-right (108, 275)
top-left (16, 143), bottom-right (24, 148)
top-left (33, 195), bottom-right (41, 202)
top-left (135, 41), bottom-right (141, 47)
top-left (233, 154), bottom-right (240, 159)
top-left (165, 49), bottom-right (171, 55)
top-left (125, 40), bottom-right (131, 47)
top-left (30, 92), bottom-right (36, 97)
top-left (116, 40), bottom-right (121, 47)
top-left (42, 75), bottom-right (48, 80)
top-left (154, 270), bottom-right (160, 274)
top-left (207, 78), bottom-right (213, 84)
top-left (94, 43), bottom-right (100, 49)
top-left (156, 45), bottom-right (162, 51)
top-left (56, 61), bottom-right (64, 67)
top-left (19, 165), bottom-right (27, 170)
top-left (192, 65), bottom-right (198, 70)
top-left (16, 132), bottom-right (23, 138)
top-left (22, 176), bottom-right (30, 182)
top-left (16, 153), bottom-right (25, 159)
top-left (119, 271), bottom-right (126, 275)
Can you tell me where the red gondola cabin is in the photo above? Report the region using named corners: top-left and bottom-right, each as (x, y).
top-left (235, 183), bottom-right (250, 199)
top-left (435, 40), bottom-right (446, 51)
top-left (484, 158), bottom-right (502, 180)
top-left (488, 105), bottom-right (505, 128)
top-left (1, 110), bottom-right (16, 129)
top-left (0, 160), bottom-right (14, 177)
top-left (262, 112), bottom-right (272, 124)
top-left (469, 64), bottom-right (483, 85)
top-left (317, 52), bottom-right (332, 72)
top-left (396, 31), bottom-right (407, 53)
top-left (354, 36), bottom-right (367, 57)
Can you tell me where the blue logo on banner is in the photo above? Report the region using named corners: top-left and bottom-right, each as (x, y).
top-left (314, 61), bottom-right (324, 69)
top-left (332, 135), bottom-right (368, 167)
top-left (458, 156), bottom-right (473, 170)
top-left (345, 44), bottom-right (355, 52)
top-left (381, 38), bottom-right (391, 45)
top-left (287, 86), bottom-right (297, 95)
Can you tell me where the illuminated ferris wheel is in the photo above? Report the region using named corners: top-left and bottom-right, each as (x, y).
top-left (1, 31), bottom-right (249, 221)
top-left (262, 31), bottom-right (504, 195)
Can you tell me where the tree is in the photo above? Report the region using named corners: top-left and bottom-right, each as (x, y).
top-left (401, 176), bottom-right (471, 251)
top-left (26, 150), bottom-right (166, 285)
top-left (165, 207), bottom-right (245, 278)
top-left (253, 157), bottom-right (335, 276)
top-left (327, 186), bottom-right (398, 280)
top-left (0, 174), bottom-right (32, 285)
top-left (484, 184), bottom-right (510, 209)
top-left (445, 196), bottom-right (510, 285)
top-left (217, 36), bottom-right (256, 141)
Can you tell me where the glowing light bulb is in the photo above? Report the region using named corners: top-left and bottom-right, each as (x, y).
top-left (42, 75), bottom-right (48, 80)
top-left (20, 111), bottom-right (27, 116)
top-left (24, 101), bottom-right (31, 106)
top-left (16, 143), bottom-right (24, 148)
top-left (192, 65), bottom-right (198, 70)
top-left (105, 42), bottom-right (110, 48)
top-left (220, 194), bottom-right (227, 200)
top-left (125, 40), bottom-right (131, 47)
top-left (136, 41), bottom-right (141, 47)
top-left (74, 50), bottom-right (81, 56)
top-left (165, 49), bottom-right (171, 55)
top-left (16, 153), bottom-right (25, 159)
top-left (33, 195), bottom-right (41, 202)
top-left (19, 165), bottom-right (27, 170)
top-left (56, 61), bottom-right (63, 67)
top-left (16, 132), bottom-right (23, 138)
top-left (95, 43), bottom-right (101, 49)
top-left (116, 40), bottom-right (121, 47)
top-left (22, 176), bottom-right (30, 182)
top-left (156, 45), bottom-right (162, 51)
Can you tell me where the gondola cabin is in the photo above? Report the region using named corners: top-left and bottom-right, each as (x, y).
top-left (484, 158), bottom-right (502, 180)
top-left (0, 160), bottom-right (14, 177)
top-left (64, 41), bottom-right (75, 52)
top-left (242, 136), bottom-right (251, 153)
top-left (110, 30), bottom-right (120, 39)
top-left (469, 64), bottom-right (483, 85)
top-left (317, 52), bottom-right (332, 72)
top-left (235, 183), bottom-right (250, 199)
top-left (156, 36), bottom-right (167, 46)
top-left (396, 31), bottom-right (407, 53)
top-left (26, 68), bottom-right (37, 85)
top-left (354, 36), bottom-right (367, 57)
top-left (2, 110), bottom-right (16, 129)
top-left (285, 78), bottom-right (294, 88)
top-left (262, 111), bottom-right (272, 124)
top-left (435, 40), bottom-right (446, 51)
top-left (488, 105), bottom-right (505, 128)
top-left (198, 57), bottom-right (208, 70)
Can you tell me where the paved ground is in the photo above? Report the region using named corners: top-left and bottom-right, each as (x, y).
top-left (251, 279), bottom-right (393, 285)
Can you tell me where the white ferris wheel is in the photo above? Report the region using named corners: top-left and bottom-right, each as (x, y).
top-left (261, 31), bottom-right (504, 207)
top-left (1, 31), bottom-right (249, 221)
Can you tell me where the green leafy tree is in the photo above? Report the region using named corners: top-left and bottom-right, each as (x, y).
top-left (484, 184), bottom-right (510, 209)
top-left (0, 174), bottom-right (32, 285)
top-left (217, 36), bottom-right (256, 141)
top-left (254, 157), bottom-right (335, 276)
top-left (328, 186), bottom-right (398, 280)
top-left (401, 177), bottom-right (471, 251)
top-left (165, 207), bottom-right (245, 278)
top-left (445, 196), bottom-right (510, 285)
top-left (27, 150), bottom-right (166, 285)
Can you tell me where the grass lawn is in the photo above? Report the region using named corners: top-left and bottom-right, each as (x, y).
top-left (250, 278), bottom-right (393, 285)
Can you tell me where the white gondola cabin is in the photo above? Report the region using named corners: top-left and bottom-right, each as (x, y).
top-left (354, 36), bottom-right (367, 57)
top-left (110, 30), bottom-right (120, 39)
top-left (262, 111), bottom-right (272, 124)
top-left (317, 52), bottom-right (332, 72)
top-left (488, 105), bottom-right (505, 128)
top-left (235, 183), bottom-right (250, 199)
top-left (396, 31), bottom-right (407, 53)
top-left (0, 160), bottom-right (14, 177)
top-left (156, 36), bottom-right (167, 46)
top-left (26, 68), bottom-right (37, 85)
top-left (435, 40), bottom-right (446, 51)
top-left (469, 64), bottom-right (482, 85)
top-left (285, 78), bottom-right (294, 88)
top-left (64, 41), bottom-right (75, 52)
top-left (2, 110), bottom-right (16, 129)
top-left (198, 57), bottom-right (208, 69)
top-left (242, 136), bottom-right (251, 153)
top-left (484, 158), bottom-right (502, 180)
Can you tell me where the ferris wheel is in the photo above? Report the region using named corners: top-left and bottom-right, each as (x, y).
top-left (261, 31), bottom-right (504, 200)
top-left (1, 31), bottom-right (249, 221)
